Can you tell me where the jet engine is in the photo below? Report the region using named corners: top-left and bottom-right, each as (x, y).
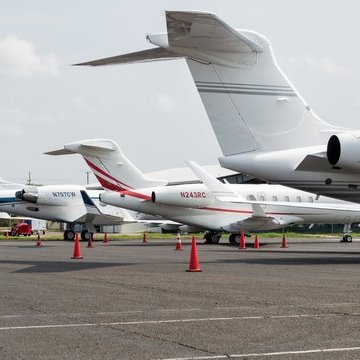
top-left (151, 187), bottom-right (215, 208)
top-left (15, 186), bottom-right (76, 206)
top-left (327, 133), bottom-right (360, 170)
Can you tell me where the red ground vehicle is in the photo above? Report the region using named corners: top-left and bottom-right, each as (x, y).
top-left (10, 222), bottom-right (32, 236)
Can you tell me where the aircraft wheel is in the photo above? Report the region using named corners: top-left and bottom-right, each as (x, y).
top-left (210, 234), bottom-right (221, 244)
top-left (64, 230), bottom-right (75, 241)
top-left (346, 235), bottom-right (352, 242)
top-left (233, 234), bottom-right (240, 244)
top-left (204, 232), bottom-right (221, 244)
top-left (341, 235), bottom-right (352, 242)
top-left (81, 230), bottom-right (91, 241)
top-left (229, 234), bottom-right (236, 244)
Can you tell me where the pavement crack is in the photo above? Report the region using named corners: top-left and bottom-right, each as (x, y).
top-left (99, 323), bottom-right (219, 358)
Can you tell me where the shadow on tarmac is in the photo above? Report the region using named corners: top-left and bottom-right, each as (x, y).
top-left (0, 260), bottom-right (132, 273)
top-left (212, 254), bottom-right (360, 266)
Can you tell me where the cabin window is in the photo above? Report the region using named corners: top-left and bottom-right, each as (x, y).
top-left (284, 196), bottom-right (290, 202)
top-left (259, 194), bottom-right (265, 201)
top-left (296, 196), bottom-right (302, 202)
top-left (308, 197), bottom-right (314, 203)
top-left (272, 196), bottom-right (278, 201)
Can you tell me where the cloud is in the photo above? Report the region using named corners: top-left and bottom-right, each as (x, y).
top-left (303, 56), bottom-right (352, 77)
top-left (154, 93), bottom-right (174, 112)
top-left (0, 108), bottom-right (60, 137)
top-left (0, 35), bottom-right (61, 77)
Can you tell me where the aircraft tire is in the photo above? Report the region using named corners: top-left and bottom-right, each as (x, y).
top-left (64, 230), bottom-right (75, 241)
top-left (81, 230), bottom-right (91, 241)
top-left (229, 234), bottom-right (236, 244)
top-left (210, 234), bottom-right (221, 244)
top-left (204, 232), bottom-right (221, 244)
top-left (233, 234), bottom-right (240, 244)
top-left (341, 235), bottom-right (353, 242)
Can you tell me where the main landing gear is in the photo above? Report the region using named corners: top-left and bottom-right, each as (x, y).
top-left (81, 230), bottom-right (92, 241)
top-left (63, 228), bottom-right (92, 241)
top-left (228, 233), bottom-right (250, 244)
top-left (228, 233), bottom-right (239, 244)
top-left (63, 229), bottom-right (75, 241)
top-left (341, 223), bottom-right (353, 242)
top-left (204, 231), bottom-right (221, 244)
top-left (341, 234), bottom-right (352, 242)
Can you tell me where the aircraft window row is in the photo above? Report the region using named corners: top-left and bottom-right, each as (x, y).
top-left (222, 174), bottom-right (266, 184)
top-left (247, 195), bottom-right (315, 202)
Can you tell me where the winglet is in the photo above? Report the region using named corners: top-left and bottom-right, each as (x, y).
top-left (186, 160), bottom-right (245, 200)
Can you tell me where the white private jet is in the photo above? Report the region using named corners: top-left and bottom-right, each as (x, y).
top-left (0, 178), bottom-right (134, 240)
top-left (46, 139), bottom-right (360, 243)
top-left (74, 11), bottom-right (360, 204)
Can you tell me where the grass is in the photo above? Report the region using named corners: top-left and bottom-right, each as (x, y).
top-left (0, 230), bottom-right (353, 241)
top-left (0, 231), bottom-right (203, 241)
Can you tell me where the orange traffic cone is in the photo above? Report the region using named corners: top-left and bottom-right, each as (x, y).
top-left (174, 231), bottom-right (184, 251)
top-left (71, 233), bottom-right (83, 259)
top-left (239, 230), bottom-right (246, 250)
top-left (281, 233), bottom-right (288, 248)
top-left (142, 231), bottom-right (148, 244)
top-left (87, 233), bottom-right (94, 248)
top-left (103, 232), bottom-right (109, 244)
top-left (36, 234), bottom-right (43, 248)
top-left (5, 231), bottom-right (8, 239)
top-left (186, 236), bottom-right (202, 272)
top-left (254, 234), bottom-right (260, 249)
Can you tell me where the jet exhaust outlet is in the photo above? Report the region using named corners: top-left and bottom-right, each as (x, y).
top-left (327, 135), bottom-right (341, 166)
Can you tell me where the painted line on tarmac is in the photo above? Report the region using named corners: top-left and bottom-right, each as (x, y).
top-left (1, 302), bottom-right (358, 320)
top-left (0, 308), bottom-right (203, 319)
top-left (0, 313), bottom-right (337, 331)
top-left (158, 347), bottom-right (360, 359)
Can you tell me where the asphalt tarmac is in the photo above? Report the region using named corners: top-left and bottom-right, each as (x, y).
top-left (1, 236), bottom-right (360, 359)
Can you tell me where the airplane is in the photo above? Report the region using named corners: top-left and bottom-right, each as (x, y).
top-left (0, 180), bottom-right (135, 240)
top-left (73, 10), bottom-right (360, 204)
top-left (46, 138), bottom-right (360, 243)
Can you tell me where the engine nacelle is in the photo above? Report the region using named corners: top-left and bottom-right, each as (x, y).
top-left (151, 186), bottom-right (215, 208)
top-left (327, 133), bottom-right (360, 170)
top-left (16, 186), bottom-right (79, 206)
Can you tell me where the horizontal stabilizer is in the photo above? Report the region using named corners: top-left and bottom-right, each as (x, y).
top-left (45, 139), bottom-right (116, 156)
top-left (74, 11), bottom-right (263, 68)
top-left (73, 47), bottom-right (179, 67)
top-left (44, 148), bottom-right (75, 156)
top-left (163, 11), bottom-right (263, 53)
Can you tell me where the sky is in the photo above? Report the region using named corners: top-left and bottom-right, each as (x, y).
top-left (1, 0), bottom-right (360, 185)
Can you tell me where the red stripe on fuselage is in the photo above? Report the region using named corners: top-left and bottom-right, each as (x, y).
top-left (120, 190), bottom-right (151, 201)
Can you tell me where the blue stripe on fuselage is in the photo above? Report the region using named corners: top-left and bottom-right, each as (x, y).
top-left (0, 197), bottom-right (16, 204)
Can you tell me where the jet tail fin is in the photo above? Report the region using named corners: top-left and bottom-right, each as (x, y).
top-left (74, 10), bottom-right (335, 157)
top-left (46, 139), bottom-right (167, 191)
